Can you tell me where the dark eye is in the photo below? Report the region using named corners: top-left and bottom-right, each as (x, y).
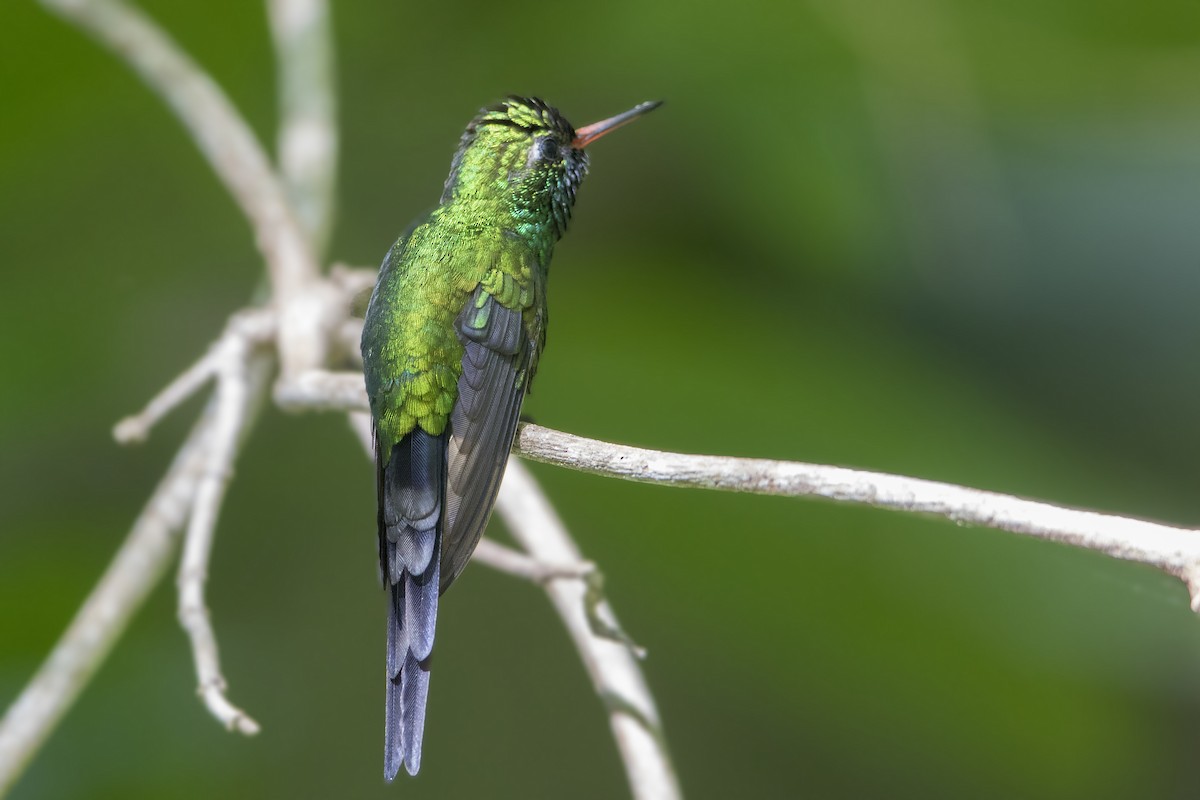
top-left (537, 137), bottom-right (560, 161)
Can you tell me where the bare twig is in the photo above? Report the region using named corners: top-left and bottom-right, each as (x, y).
top-left (112, 348), bottom-right (220, 445)
top-left (495, 461), bottom-right (680, 800)
top-left (268, 0), bottom-right (338, 255)
top-left (345, 408), bottom-right (374, 454)
top-left (113, 311), bottom-right (276, 445)
top-left (114, 310), bottom-right (277, 738)
top-left (0, 401), bottom-right (231, 794)
top-left (472, 539), bottom-right (596, 584)
top-left (0, 339), bottom-right (276, 800)
top-left (176, 335), bottom-right (273, 735)
top-left (1, 310), bottom-right (278, 796)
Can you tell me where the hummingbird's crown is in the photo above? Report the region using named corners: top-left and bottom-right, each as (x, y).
top-left (472, 96), bottom-right (576, 142)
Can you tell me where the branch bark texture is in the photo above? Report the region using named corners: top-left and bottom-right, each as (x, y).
top-left (277, 367), bottom-right (1200, 605)
top-left (512, 425), bottom-right (1200, 583)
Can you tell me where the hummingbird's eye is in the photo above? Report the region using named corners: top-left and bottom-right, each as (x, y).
top-left (537, 137), bottom-right (560, 161)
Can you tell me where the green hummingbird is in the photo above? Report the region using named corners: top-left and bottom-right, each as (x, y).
top-left (360, 96), bottom-right (660, 780)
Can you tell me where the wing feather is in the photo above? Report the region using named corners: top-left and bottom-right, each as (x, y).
top-left (440, 288), bottom-right (533, 591)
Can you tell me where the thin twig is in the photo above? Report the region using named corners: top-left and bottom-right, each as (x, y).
top-left (472, 539), bottom-right (596, 584)
top-left (267, 0), bottom-right (338, 256)
top-left (176, 339), bottom-right (271, 735)
top-left (0, 407), bottom-right (214, 796)
top-left (113, 311), bottom-right (276, 445)
top-left (112, 348), bottom-right (220, 445)
top-left (0, 310), bottom-right (278, 800)
top-left (495, 461), bottom-right (680, 800)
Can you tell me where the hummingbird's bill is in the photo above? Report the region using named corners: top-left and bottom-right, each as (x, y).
top-left (572, 100), bottom-right (663, 148)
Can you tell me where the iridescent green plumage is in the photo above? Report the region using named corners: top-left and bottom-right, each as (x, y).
top-left (361, 96), bottom-right (659, 781)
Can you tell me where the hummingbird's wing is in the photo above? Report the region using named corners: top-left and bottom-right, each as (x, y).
top-left (440, 285), bottom-right (533, 591)
top-left (375, 271), bottom-right (539, 779)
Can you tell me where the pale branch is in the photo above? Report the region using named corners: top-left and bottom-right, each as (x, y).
top-left (495, 461), bottom-right (680, 800)
top-left (176, 338), bottom-right (274, 736)
top-left (38, 0), bottom-right (331, 380)
top-left (275, 366), bottom-right (369, 413)
top-left (476, 540), bottom-right (649, 659)
top-left (268, 0), bottom-right (338, 255)
top-left (511, 426), bottom-right (1200, 586)
top-left (108, 313), bottom-right (278, 737)
top-left (1, 311), bottom-right (277, 791)
top-left (0, 400), bottom-right (224, 796)
top-left (7, 311), bottom-right (280, 781)
top-left (112, 347), bottom-right (219, 445)
top-left (114, 310), bottom-right (276, 445)
top-left (265, 0), bottom-right (342, 390)
top-left (277, 368), bottom-right (1200, 607)
top-left (472, 539), bottom-right (597, 584)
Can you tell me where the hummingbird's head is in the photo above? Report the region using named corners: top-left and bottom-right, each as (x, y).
top-left (442, 96), bottom-right (661, 242)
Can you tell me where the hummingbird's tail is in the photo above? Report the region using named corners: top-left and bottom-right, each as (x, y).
top-left (379, 429), bottom-right (444, 780)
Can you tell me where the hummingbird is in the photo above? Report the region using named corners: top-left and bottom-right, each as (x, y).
top-left (360, 96), bottom-right (660, 780)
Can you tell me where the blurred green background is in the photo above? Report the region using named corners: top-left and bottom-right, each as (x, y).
top-left (5, 1), bottom-right (1200, 798)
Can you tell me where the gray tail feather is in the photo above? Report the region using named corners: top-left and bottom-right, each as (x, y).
top-left (381, 430), bottom-right (444, 781)
top-left (384, 584), bottom-right (433, 779)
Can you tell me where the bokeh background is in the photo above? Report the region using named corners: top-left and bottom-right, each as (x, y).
top-left (5, 1), bottom-right (1200, 798)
